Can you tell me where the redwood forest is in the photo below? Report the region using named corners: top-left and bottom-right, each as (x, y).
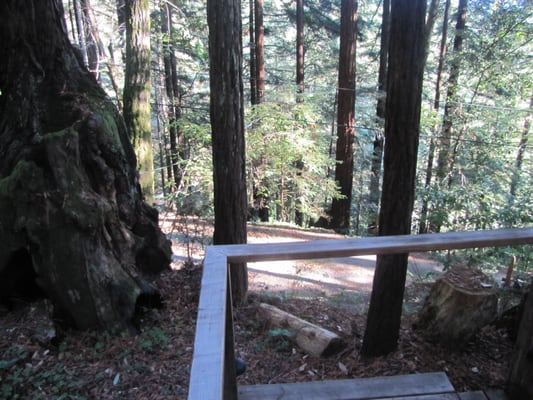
top-left (0, 0), bottom-right (532, 399)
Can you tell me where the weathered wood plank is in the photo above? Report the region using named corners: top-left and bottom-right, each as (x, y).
top-left (458, 391), bottom-right (488, 400)
top-left (380, 395), bottom-right (459, 400)
top-left (224, 272), bottom-right (238, 398)
top-left (188, 247), bottom-right (232, 400)
top-left (484, 389), bottom-right (508, 400)
top-left (223, 228), bottom-right (533, 263)
top-left (238, 372), bottom-right (455, 400)
top-left (188, 228), bottom-right (533, 400)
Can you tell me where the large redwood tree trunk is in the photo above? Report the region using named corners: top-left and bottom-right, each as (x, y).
top-left (0, 0), bottom-right (171, 332)
top-left (329, 0), bottom-right (358, 233)
top-left (367, 0), bottom-right (389, 235)
top-left (361, 0), bottom-right (427, 357)
top-left (123, 0), bottom-right (154, 202)
top-left (207, 0), bottom-right (248, 304)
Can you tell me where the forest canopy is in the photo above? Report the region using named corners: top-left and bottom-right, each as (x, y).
top-left (54, 0), bottom-right (533, 264)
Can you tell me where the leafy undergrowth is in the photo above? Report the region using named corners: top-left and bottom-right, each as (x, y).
top-left (1, 260), bottom-right (517, 399)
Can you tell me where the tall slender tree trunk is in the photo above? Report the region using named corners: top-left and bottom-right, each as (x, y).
top-left (293, 0), bottom-right (306, 225)
top-left (361, 0), bottom-right (427, 357)
top-left (367, 0), bottom-right (390, 235)
top-left (330, 0), bottom-right (358, 233)
top-left (80, 0), bottom-right (102, 79)
top-left (0, 0), bottom-right (171, 332)
top-left (250, 0), bottom-right (269, 221)
top-left (433, 0), bottom-right (468, 232)
top-left (116, 0), bottom-right (126, 45)
top-left (254, 0), bottom-right (265, 104)
top-left (509, 92), bottom-right (532, 198)
top-left (436, 0), bottom-right (468, 183)
top-left (73, 0), bottom-right (90, 68)
top-left (160, 2), bottom-right (184, 191)
top-left (207, 0), bottom-right (248, 305)
top-left (123, 0), bottom-right (154, 202)
top-left (296, 0), bottom-right (305, 101)
top-left (420, 0), bottom-right (450, 234)
top-left (249, 0), bottom-right (257, 105)
top-left (423, 0), bottom-right (440, 64)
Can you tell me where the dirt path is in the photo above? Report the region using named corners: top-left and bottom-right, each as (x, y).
top-left (165, 218), bottom-right (444, 309)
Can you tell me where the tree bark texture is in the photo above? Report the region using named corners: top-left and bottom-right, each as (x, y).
top-left (375, 0), bottom-right (389, 122)
top-left (330, 0), bottom-right (358, 233)
top-left (367, 0), bottom-right (389, 235)
top-left (254, 0), bottom-right (265, 104)
top-left (509, 91), bottom-right (531, 197)
top-left (123, 0), bottom-right (154, 202)
top-left (161, 2), bottom-right (184, 191)
top-left (419, 0), bottom-right (451, 234)
top-left (415, 266), bottom-right (498, 348)
top-left (0, 0), bottom-right (171, 332)
top-left (436, 0), bottom-right (468, 183)
top-left (207, 0), bottom-right (248, 304)
top-left (296, 0), bottom-right (305, 99)
top-left (361, 0), bottom-right (427, 357)
top-left (249, 0), bottom-right (257, 105)
top-left (80, 0), bottom-right (103, 79)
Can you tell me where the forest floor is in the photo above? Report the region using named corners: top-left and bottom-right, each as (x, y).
top-left (0, 214), bottom-right (523, 399)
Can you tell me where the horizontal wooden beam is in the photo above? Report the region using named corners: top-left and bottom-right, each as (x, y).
top-left (188, 247), bottom-right (231, 400)
top-left (223, 228), bottom-right (533, 263)
top-left (188, 228), bottom-right (533, 400)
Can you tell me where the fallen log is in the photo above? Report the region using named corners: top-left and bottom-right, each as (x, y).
top-left (258, 303), bottom-right (345, 357)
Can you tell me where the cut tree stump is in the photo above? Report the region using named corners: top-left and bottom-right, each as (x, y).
top-left (258, 303), bottom-right (345, 357)
top-left (415, 265), bottom-right (498, 348)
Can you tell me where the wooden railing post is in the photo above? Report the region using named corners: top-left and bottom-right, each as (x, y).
top-left (223, 267), bottom-right (238, 399)
top-left (188, 228), bottom-right (533, 399)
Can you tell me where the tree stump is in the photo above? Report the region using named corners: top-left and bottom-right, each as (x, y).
top-left (258, 303), bottom-right (345, 357)
top-left (415, 265), bottom-right (498, 348)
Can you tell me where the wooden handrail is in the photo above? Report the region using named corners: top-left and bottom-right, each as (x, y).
top-left (187, 228), bottom-right (533, 400)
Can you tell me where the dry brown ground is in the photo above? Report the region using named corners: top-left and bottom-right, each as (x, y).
top-left (0, 216), bottom-right (519, 399)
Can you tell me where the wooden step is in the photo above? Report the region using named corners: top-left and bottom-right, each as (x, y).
top-left (458, 389), bottom-right (508, 400)
top-left (459, 392), bottom-right (488, 400)
top-left (238, 371), bottom-right (456, 400)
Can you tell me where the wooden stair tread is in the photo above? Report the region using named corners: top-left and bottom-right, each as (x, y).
top-left (458, 391), bottom-right (488, 400)
top-left (238, 371), bottom-right (455, 400)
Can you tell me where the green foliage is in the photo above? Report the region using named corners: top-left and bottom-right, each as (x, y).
top-left (410, 0), bottom-right (533, 272)
top-left (246, 101), bottom-right (339, 224)
top-left (265, 328), bottom-right (293, 352)
top-left (136, 326), bottom-right (169, 352)
top-left (0, 355), bottom-right (86, 400)
top-left (78, 0), bottom-right (531, 268)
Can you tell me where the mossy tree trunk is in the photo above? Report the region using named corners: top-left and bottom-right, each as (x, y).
top-left (0, 0), bottom-right (171, 332)
top-left (123, 0), bottom-right (154, 202)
